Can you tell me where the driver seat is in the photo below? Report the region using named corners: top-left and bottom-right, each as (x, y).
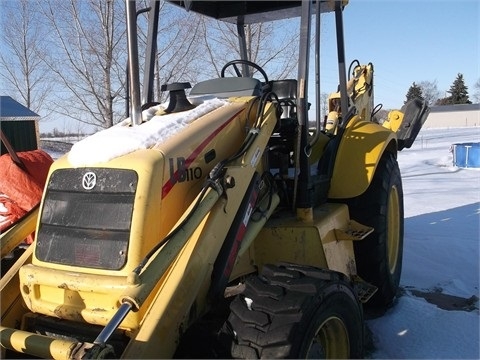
top-left (189, 77), bottom-right (262, 99)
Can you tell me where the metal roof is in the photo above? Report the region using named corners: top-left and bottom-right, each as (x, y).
top-left (0, 96), bottom-right (40, 121)
top-left (167, 0), bottom-right (348, 24)
top-left (429, 103), bottom-right (480, 113)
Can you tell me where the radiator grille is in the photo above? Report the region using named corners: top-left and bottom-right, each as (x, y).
top-left (36, 168), bottom-right (137, 270)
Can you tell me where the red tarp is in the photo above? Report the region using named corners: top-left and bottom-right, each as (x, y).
top-left (0, 150), bottom-right (53, 243)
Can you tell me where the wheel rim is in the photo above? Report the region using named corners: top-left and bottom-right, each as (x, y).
top-left (387, 184), bottom-right (401, 274)
top-left (306, 316), bottom-right (349, 359)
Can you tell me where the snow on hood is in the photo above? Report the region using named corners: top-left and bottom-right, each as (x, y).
top-left (68, 98), bottom-right (227, 167)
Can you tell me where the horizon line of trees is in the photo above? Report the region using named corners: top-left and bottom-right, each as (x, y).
top-left (405, 74), bottom-right (479, 107)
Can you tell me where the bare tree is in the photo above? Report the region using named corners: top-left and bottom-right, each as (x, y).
top-left (38, 0), bottom-right (127, 129)
top-left (473, 78), bottom-right (480, 103)
top-left (198, 16), bottom-right (299, 81)
top-left (1, 0), bottom-right (299, 133)
top-left (0, 0), bottom-right (53, 118)
top-left (320, 92), bottom-right (329, 118)
top-left (137, 3), bottom-right (204, 103)
top-left (418, 80), bottom-right (441, 106)
top-left (91, 1), bottom-right (204, 111)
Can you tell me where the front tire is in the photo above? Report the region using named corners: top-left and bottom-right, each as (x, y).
top-left (348, 151), bottom-right (404, 309)
top-left (220, 263), bottom-right (364, 359)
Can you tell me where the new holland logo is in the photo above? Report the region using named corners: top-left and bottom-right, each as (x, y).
top-left (82, 171), bottom-right (97, 190)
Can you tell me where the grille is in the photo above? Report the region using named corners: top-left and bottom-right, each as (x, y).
top-left (36, 168), bottom-right (137, 270)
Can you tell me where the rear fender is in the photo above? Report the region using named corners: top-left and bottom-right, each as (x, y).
top-left (328, 117), bottom-right (397, 199)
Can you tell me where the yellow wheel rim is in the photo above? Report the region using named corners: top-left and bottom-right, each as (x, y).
top-left (306, 316), bottom-right (349, 358)
top-left (387, 185), bottom-right (400, 274)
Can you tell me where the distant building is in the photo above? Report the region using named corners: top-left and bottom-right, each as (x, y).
top-left (423, 103), bottom-right (480, 128)
top-left (0, 96), bottom-right (40, 154)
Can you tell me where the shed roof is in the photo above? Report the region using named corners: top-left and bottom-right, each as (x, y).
top-left (0, 96), bottom-right (40, 121)
top-left (429, 103), bottom-right (480, 113)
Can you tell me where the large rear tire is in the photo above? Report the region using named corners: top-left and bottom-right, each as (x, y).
top-left (347, 151), bottom-right (404, 309)
top-left (220, 263), bottom-right (364, 359)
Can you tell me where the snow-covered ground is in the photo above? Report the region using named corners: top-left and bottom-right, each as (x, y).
top-left (40, 126), bottom-right (480, 358)
top-left (368, 127), bottom-right (480, 359)
top-left (39, 139), bottom-right (74, 160)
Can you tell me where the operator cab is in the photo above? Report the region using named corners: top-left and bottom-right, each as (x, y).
top-left (144, 0), bottom-right (351, 210)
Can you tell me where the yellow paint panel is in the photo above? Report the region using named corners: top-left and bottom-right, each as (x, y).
top-left (254, 203), bottom-right (357, 276)
top-left (329, 117), bottom-right (397, 198)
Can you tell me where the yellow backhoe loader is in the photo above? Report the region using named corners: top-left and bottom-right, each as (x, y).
top-left (0, 1), bottom-right (429, 358)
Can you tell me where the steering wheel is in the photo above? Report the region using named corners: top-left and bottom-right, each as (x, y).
top-left (220, 59), bottom-right (269, 84)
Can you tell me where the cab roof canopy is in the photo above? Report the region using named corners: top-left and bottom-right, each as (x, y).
top-left (167, 0), bottom-right (348, 24)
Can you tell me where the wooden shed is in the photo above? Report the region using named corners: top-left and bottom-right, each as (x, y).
top-left (0, 96), bottom-right (40, 154)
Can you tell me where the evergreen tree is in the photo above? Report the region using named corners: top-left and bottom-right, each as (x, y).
top-left (447, 73), bottom-right (471, 104)
top-left (404, 82), bottom-right (424, 104)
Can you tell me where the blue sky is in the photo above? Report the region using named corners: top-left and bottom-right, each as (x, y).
top-left (322, 0), bottom-right (479, 109)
